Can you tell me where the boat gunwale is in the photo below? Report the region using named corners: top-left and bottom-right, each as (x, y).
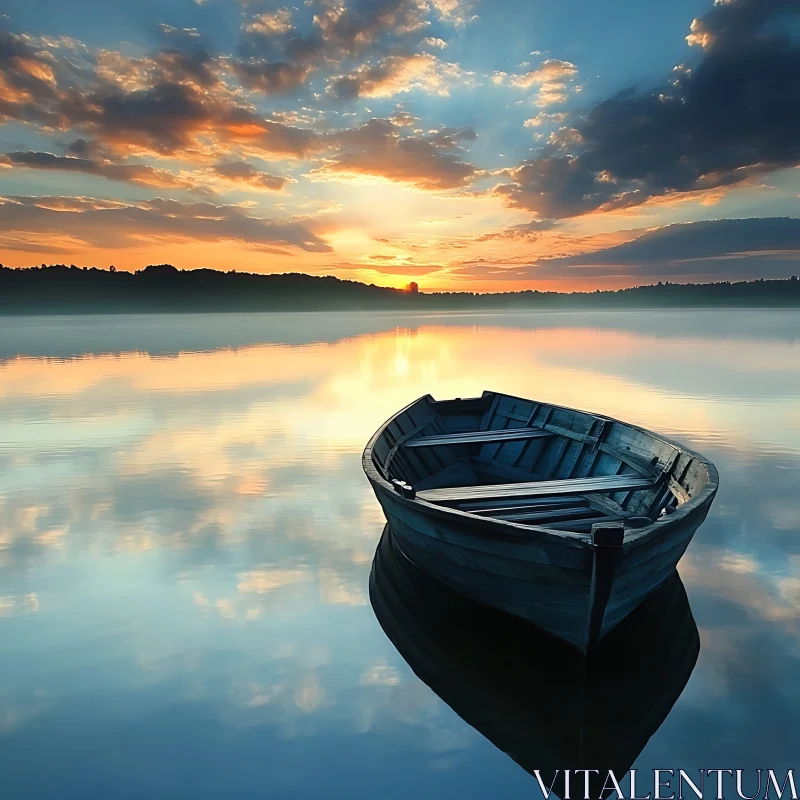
top-left (362, 392), bottom-right (719, 551)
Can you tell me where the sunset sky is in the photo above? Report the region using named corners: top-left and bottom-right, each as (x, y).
top-left (1, 0), bottom-right (799, 291)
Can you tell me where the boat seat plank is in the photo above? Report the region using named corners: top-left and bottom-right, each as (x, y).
top-left (477, 506), bottom-right (596, 524)
top-left (405, 428), bottom-right (552, 448)
top-left (460, 496), bottom-right (588, 513)
top-left (544, 514), bottom-right (625, 531)
top-left (417, 474), bottom-right (655, 503)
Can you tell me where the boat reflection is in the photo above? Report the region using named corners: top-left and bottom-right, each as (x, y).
top-left (369, 525), bottom-right (699, 796)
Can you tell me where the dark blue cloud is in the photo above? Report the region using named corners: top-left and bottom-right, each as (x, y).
top-left (534, 218), bottom-right (800, 279)
top-left (497, 0), bottom-right (800, 218)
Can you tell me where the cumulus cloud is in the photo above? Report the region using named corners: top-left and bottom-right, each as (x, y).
top-left (62, 80), bottom-right (216, 154)
top-left (0, 29), bottom-right (60, 124)
top-left (0, 12), bottom-right (470, 180)
top-left (312, 0), bottom-right (430, 53)
top-left (3, 45), bottom-right (324, 160)
top-left (315, 117), bottom-right (478, 189)
top-left (523, 112), bottom-right (567, 128)
top-left (218, 107), bottom-right (325, 158)
top-left (389, 110), bottom-right (417, 126)
top-left (234, 0), bottom-right (433, 96)
top-left (328, 52), bottom-right (464, 98)
top-left (155, 24), bottom-right (220, 87)
top-left (0, 27), bottom-right (326, 161)
top-left (503, 59), bottom-right (578, 107)
top-left (509, 59), bottom-right (578, 89)
top-left (233, 5), bottom-right (326, 95)
top-left (233, 0), bottom-right (471, 96)
top-left (685, 0), bottom-right (796, 50)
top-left (429, 0), bottom-right (477, 28)
top-left (243, 9), bottom-right (294, 37)
top-left (65, 137), bottom-right (109, 159)
top-left (495, 156), bottom-right (612, 219)
top-left (496, 0), bottom-right (800, 218)
top-left (212, 160), bottom-right (289, 190)
top-left (0, 196), bottom-right (331, 252)
top-left (232, 59), bottom-right (312, 93)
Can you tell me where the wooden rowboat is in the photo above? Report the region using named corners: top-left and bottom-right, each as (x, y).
top-left (362, 391), bottom-right (718, 653)
top-left (369, 525), bottom-right (700, 794)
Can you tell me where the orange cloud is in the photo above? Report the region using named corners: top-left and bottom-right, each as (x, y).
top-left (0, 196), bottom-right (331, 253)
top-left (314, 118), bottom-right (478, 190)
top-left (328, 53), bottom-right (468, 99)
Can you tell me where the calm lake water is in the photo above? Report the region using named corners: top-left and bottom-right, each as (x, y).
top-left (1, 310), bottom-right (798, 799)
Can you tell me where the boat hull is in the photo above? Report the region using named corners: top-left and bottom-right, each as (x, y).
top-left (369, 475), bottom-right (712, 652)
top-left (363, 391), bottom-right (718, 653)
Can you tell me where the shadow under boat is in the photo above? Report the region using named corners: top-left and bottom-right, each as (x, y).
top-left (369, 525), bottom-right (700, 797)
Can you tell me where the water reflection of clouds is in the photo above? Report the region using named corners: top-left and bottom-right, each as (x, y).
top-left (0, 311), bottom-right (798, 795)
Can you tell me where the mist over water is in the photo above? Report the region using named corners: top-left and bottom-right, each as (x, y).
top-left (1, 310), bottom-right (798, 799)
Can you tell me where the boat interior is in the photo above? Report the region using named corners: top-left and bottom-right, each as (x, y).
top-left (370, 392), bottom-right (712, 533)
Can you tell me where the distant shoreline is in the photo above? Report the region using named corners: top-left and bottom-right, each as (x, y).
top-left (2, 264), bottom-right (799, 313)
top-left (3, 305), bottom-right (800, 317)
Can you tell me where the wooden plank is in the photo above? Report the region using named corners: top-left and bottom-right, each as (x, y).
top-left (382, 418), bottom-right (437, 471)
top-left (480, 407), bottom-right (512, 461)
top-left (460, 496), bottom-right (588, 513)
top-left (609, 457), bottom-right (633, 510)
top-left (479, 394), bottom-right (500, 431)
top-left (386, 509), bottom-right (590, 570)
top-left (537, 433), bottom-right (570, 479)
top-left (404, 546), bottom-right (590, 598)
top-left (387, 417), bottom-right (435, 479)
top-left (405, 405), bottom-right (449, 471)
top-left (504, 405), bottom-right (541, 469)
top-left (527, 407), bottom-right (554, 473)
top-left (646, 483), bottom-right (675, 519)
top-left (668, 475), bottom-right (691, 504)
top-left (556, 438), bottom-right (585, 481)
top-left (417, 474), bottom-right (655, 503)
top-left (495, 410), bottom-right (531, 424)
top-left (545, 423), bottom-right (659, 478)
top-left (577, 439), bottom-right (602, 478)
top-left (543, 422), bottom-right (599, 445)
top-left (405, 428), bottom-right (552, 448)
top-left (480, 507), bottom-right (596, 524)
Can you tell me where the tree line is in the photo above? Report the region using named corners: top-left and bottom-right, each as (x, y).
top-left (1, 263), bottom-right (799, 313)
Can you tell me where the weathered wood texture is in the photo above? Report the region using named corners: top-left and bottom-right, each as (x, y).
top-left (417, 474), bottom-right (655, 504)
top-left (405, 428), bottom-right (552, 448)
top-left (362, 391), bottom-right (718, 652)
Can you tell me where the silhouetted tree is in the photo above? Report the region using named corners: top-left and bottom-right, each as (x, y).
top-left (1, 263), bottom-right (799, 314)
